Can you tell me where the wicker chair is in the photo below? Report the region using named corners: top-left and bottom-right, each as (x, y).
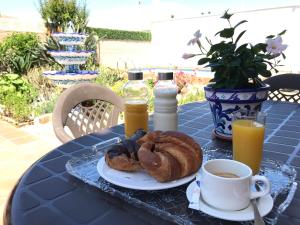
top-left (264, 73), bottom-right (300, 103)
top-left (53, 83), bottom-right (124, 143)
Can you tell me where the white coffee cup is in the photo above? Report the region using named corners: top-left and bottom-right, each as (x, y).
top-left (198, 159), bottom-right (271, 211)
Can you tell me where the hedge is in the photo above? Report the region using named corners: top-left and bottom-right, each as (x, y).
top-left (87, 27), bottom-right (151, 41)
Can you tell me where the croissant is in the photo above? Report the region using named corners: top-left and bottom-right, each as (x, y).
top-left (138, 131), bottom-right (202, 182)
top-left (105, 130), bottom-right (203, 182)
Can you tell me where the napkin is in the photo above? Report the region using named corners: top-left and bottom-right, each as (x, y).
top-left (188, 181), bottom-right (201, 210)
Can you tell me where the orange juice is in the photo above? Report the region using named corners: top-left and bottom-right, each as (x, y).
top-left (232, 119), bottom-right (265, 174)
top-left (124, 102), bottom-right (148, 138)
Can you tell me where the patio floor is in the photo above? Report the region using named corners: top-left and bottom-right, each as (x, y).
top-left (0, 119), bottom-right (61, 224)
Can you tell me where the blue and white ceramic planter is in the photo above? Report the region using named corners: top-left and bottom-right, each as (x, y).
top-left (204, 84), bottom-right (270, 140)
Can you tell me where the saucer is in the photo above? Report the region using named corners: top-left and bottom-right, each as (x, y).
top-left (186, 181), bottom-right (274, 221)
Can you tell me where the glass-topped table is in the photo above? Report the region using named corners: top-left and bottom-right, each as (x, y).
top-left (5, 101), bottom-right (300, 225)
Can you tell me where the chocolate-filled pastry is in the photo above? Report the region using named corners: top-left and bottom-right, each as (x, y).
top-left (105, 130), bottom-right (203, 183)
top-left (105, 129), bottom-right (146, 171)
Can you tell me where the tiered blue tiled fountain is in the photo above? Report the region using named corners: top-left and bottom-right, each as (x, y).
top-left (43, 30), bottom-right (98, 88)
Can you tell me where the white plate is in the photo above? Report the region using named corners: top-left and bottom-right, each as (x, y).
top-left (186, 181), bottom-right (274, 221)
top-left (97, 157), bottom-right (197, 190)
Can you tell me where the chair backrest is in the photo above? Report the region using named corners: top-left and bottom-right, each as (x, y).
top-left (263, 73), bottom-right (300, 103)
top-left (53, 83), bottom-right (124, 143)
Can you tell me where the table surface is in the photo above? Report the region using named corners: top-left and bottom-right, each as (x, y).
top-left (8, 101), bottom-right (300, 225)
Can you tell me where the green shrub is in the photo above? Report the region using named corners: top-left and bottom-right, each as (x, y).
top-left (95, 66), bottom-right (125, 87)
top-left (178, 88), bottom-right (205, 105)
top-left (2, 93), bottom-right (34, 122)
top-left (38, 0), bottom-right (89, 33)
top-left (34, 95), bottom-right (58, 116)
top-left (87, 27), bottom-right (151, 41)
top-left (26, 66), bottom-right (62, 101)
top-left (0, 73), bottom-right (38, 122)
top-left (0, 33), bottom-right (48, 74)
top-left (0, 74), bottom-right (37, 99)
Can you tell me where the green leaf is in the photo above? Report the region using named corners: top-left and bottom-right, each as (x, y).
top-left (220, 10), bottom-right (233, 19)
top-left (234, 20), bottom-right (248, 29)
top-left (198, 58), bottom-right (211, 65)
top-left (266, 35), bottom-right (275, 39)
top-left (12, 79), bottom-right (24, 85)
top-left (235, 43), bottom-right (248, 54)
top-left (253, 43), bottom-right (267, 53)
top-left (234, 30), bottom-right (246, 45)
top-left (7, 74), bottom-right (20, 80)
top-left (278, 29), bottom-right (287, 35)
top-left (228, 58), bottom-right (241, 67)
top-left (207, 62), bottom-right (224, 68)
top-left (216, 28), bottom-right (234, 38)
top-left (221, 29), bottom-right (234, 38)
top-left (258, 69), bottom-right (272, 77)
top-left (207, 42), bottom-right (227, 56)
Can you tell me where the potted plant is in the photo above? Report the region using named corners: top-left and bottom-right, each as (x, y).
top-left (183, 10), bottom-right (287, 140)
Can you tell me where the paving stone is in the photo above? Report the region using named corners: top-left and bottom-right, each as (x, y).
top-left (0, 130), bottom-right (28, 139)
top-left (10, 135), bottom-right (38, 145)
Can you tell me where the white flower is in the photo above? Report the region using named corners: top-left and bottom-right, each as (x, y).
top-left (182, 53), bottom-right (197, 59)
top-left (266, 36), bottom-right (288, 55)
top-left (187, 30), bottom-right (202, 45)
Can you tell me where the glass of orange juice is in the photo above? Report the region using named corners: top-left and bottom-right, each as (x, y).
top-left (232, 110), bottom-right (266, 174)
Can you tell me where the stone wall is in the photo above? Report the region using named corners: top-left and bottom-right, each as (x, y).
top-left (151, 5), bottom-right (300, 73)
top-left (97, 39), bottom-right (152, 69)
top-left (0, 16), bottom-right (46, 41)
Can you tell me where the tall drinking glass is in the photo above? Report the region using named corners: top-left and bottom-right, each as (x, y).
top-left (232, 110), bottom-right (266, 174)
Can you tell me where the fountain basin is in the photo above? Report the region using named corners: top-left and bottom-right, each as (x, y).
top-left (43, 70), bottom-right (98, 80)
top-left (48, 50), bottom-right (94, 65)
top-left (52, 33), bottom-right (87, 45)
top-left (43, 70), bottom-right (98, 88)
